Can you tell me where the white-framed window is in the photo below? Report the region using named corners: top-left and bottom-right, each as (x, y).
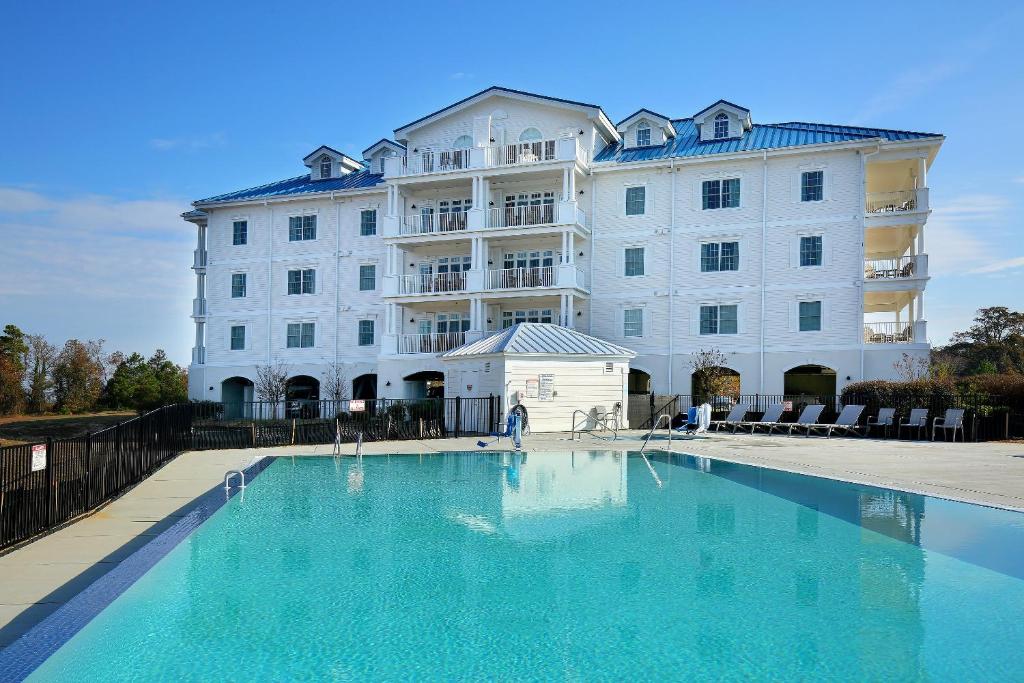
top-left (702, 178), bottom-right (740, 209)
top-left (378, 155), bottom-right (388, 173)
top-left (801, 171), bottom-right (824, 202)
top-left (360, 209), bottom-right (377, 236)
top-left (287, 322), bottom-right (315, 348)
top-left (714, 113), bottom-right (730, 139)
top-left (799, 236), bottom-right (823, 267)
top-left (624, 247), bottom-right (645, 277)
top-left (319, 155), bottom-right (332, 179)
top-left (359, 264), bottom-right (376, 291)
top-left (436, 312), bottom-right (471, 334)
top-left (358, 320), bottom-right (375, 346)
top-left (232, 220), bottom-right (247, 246)
top-left (501, 308), bottom-right (553, 328)
top-left (287, 268), bottom-right (315, 295)
top-left (700, 242), bottom-right (739, 272)
top-left (799, 301), bottom-right (822, 331)
top-left (231, 273), bottom-right (246, 298)
top-left (453, 135), bottom-right (473, 149)
top-left (229, 325), bottom-right (245, 351)
top-left (636, 124), bottom-right (651, 147)
top-left (288, 215), bottom-right (316, 241)
top-left (700, 304), bottom-right (738, 335)
top-left (624, 308), bottom-right (643, 337)
top-left (625, 186), bottom-right (646, 216)
top-left (519, 127), bottom-right (543, 142)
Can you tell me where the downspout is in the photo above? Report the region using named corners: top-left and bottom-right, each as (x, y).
top-left (266, 200), bottom-right (273, 363)
top-left (860, 143), bottom-right (882, 382)
top-left (333, 192), bottom-right (340, 363)
top-left (589, 172), bottom-right (596, 334)
top-left (668, 159), bottom-right (676, 393)
top-left (760, 151), bottom-right (767, 393)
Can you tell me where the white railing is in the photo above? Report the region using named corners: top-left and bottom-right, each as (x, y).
top-left (485, 266), bottom-right (556, 290)
top-left (191, 347), bottom-right (206, 364)
top-left (863, 322), bottom-right (914, 344)
top-left (864, 256), bottom-right (921, 280)
top-left (575, 266), bottom-right (588, 289)
top-left (396, 272), bottom-right (468, 295)
top-left (192, 298), bottom-right (207, 316)
top-left (399, 211), bottom-right (470, 236)
top-left (866, 190), bottom-right (919, 214)
top-left (398, 332), bottom-right (467, 354)
top-left (192, 249), bottom-right (207, 269)
top-left (493, 139), bottom-right (558, 166)
top-left (487, 204), bottom-right (556, 229)
top-left (396, 149), bottom-right (473, 176)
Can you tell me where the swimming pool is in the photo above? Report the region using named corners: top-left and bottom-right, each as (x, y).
top-left (6, 451), bottom-right (1024, 681)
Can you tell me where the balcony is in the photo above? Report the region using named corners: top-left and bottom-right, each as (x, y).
top-left (397, 331), bottom-right (477, 355)
top-left (863, 321), bottom-right (927, 345)
top-left (863, 255), bottom-right (928, 291)
top-left (865, 189), bottom-right (929, 226)
top-left (484, 264), bottom-right (587, 292)
top-left (192, 298), bottom-right (207, 317)
top-left (192, 249), bottom-right (207, 270)
top-left (384, 138), bottom-right (587, 179)
top-left (191, 347), bottom-right (206, 365)
top-left (398, 210), bottom-right (470, 237)
top-left (395, 272), bottom-right (468, 296)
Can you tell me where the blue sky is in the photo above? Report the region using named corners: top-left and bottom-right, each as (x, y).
top-left (1, 0), bottom-right (1022, 365)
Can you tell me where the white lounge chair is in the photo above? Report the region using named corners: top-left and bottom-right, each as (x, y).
top-left (734, 404), bottom-right (785, 433)
top-left (866, 408), bottom-right (896, 438)
top-left (932, 408), bottom-right (966, 442)
top-left (782, 404), bottom-right (826, 435)
top-left (818, 405), bottom-right (867, 438)
top-left (711, 404), bottom-right (748, 432)
top-left (898, 408), bottom-right (928, 440)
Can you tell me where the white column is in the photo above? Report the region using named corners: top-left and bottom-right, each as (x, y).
top-left (917, 157), bottom-right (928, 188)
top-left (567, 232), bottom-right (575, 264)
top-left (560, 294), bottom-right (567, 326)
top-left (562, 168), bottom-right (570, 200)
top-left (565, 295), bottom-right (575, 328)
top-left (470, 297), bottom-right (482, 331)
top-left (567, 169), bottom-right (576, 198)
top-left (481, 177), bottom-right (490, 211)
top-left (917, 225), bottom-right (925, 254)
top-left (917, 292), bottom-right (924, 319)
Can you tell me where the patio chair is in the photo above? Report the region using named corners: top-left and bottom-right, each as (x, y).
top-left (782, 404), bottom-right (826, 435)
top-left (897, 408), bottom-right (929, 440)
top-left (932, 408), bottom-right (966, 442)
top-left (734, 404), bottom-right (785, 433)
top-left (711, 404), bottom-right (748, 432)
top-left (866, 408), bottom-right (896, 438)
top-left (814, 405), bottom-right (867, 438)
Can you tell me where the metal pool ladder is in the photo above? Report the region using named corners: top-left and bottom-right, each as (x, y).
top-left (640, 414), bottom-right (673, 454)
top-left (224, 469), bottom-right (246, 491)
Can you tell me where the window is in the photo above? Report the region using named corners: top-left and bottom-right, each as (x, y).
top-left (519, 127), bottom-right (543, 142)
top-left (230, 325), bottom-right (245, 351)
top-left (436, 312), bottom-right (470, 334)
top-left (378, 155), bottom-right (388, 174)
top-left (232, 220), bottom-right (247, 245)
top-left (359, 264), bottom-right (376, 291)
top-left (624, 308), bottom-right (643, 337)
top-left (319, 155), bottom-right (332, 179)
top-left (624, 247), bottom-right (645, 277)
top-left (288, 215), bottom-right (316, 241)
top-left (700, 304), bottom-right (738, 335)
top-left (358, 320), bottom-right (375, 346)
top-left (799, 236), bottom-right (823, 267)
top-left (714, 113), bottom-right (729, 139)
top-left (287, 322), bottom-right (315, 348)
top-left (501, 309), bottom-right (553, 328)
top-left (625, 186), bottom-right (646, 216)
top-left (287, 269), bottom-right (315, 295)
top-left (799, 301), bottom-right (822, 331)
top-left (360, 209), bottom-right (377, 236)
top-left (453, 135), bottom-right (473, 149)
top-left (636, 125), bottom-right (651, 147)
top-left (701, 242), bottom-right (739, 272)
top-left (702, 178), bottom-right (740, 209)
top-left (801, 171), bottom-right (824, 202)
top-left (231, 273), bottom-right (246, 298)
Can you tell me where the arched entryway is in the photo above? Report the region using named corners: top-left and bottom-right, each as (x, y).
top-left (691, 367), bottom-right (740, 405)
top-left (221, 377), bottom-right (254, 419)
top-left (403, 371), bottom-right (444, 398)
top-left (286, 375), bottom-right (320, 418)
top-left (352, 373), bottom-right (378, 400)
top-left (628, 368), bottom-right (652, 394)
top-left (783, 365), bottom-right (837, 399)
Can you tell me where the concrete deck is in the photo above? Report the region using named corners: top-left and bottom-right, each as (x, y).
top-left (1, 431), bottom-right (1022, 648)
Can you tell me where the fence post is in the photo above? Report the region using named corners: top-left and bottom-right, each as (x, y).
top-left (84, 433), bottom-right (92, 509)
top-left (489, 394), bottom-right (496, 434)
top-left (455, 397), bottom-right (462, 439)
top-left (45, 437), bottom-right (54, 530)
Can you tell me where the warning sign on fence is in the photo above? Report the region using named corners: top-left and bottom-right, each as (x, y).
top-left (31, 444), bottom-right (47, 472)
top-left (349, 400), bottom-right (366, 412)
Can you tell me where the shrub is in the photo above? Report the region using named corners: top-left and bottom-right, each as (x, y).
top-left (957, 373), bottom-right (1024, 400)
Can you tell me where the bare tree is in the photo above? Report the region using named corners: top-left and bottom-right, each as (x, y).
top-left (321, 361), bottom-right (350, 404)
top-left (24, 334), bottom-right (57, 413)
top-left (689, 348), bottom-right (731, 401)
top-left (255, 361), bottom-right (290, 410)
top-left (893, 352), bottom-right (931, 382)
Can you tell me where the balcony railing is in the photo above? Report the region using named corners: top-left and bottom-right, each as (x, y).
top-left (493, 139), bottom-right (557, 166)
top-left (398, 331), bottom-right (468, 354)
top-left (192, 298), bottom-right (207, 316)
top-left (864, 255), bottom-right (922, 280)
top-left (487, 204), bottom-right (556, 229)
top-left (397, 149), bottom-right (473, 176)
top-left (191, 347), bottom-right (206, 365)
top-left (863, 322), bottom-right (914, 344)
top-left (399, 211), bottom-right (470, 236)
top-left (486, 266), bottom-right (556, 290)
top-left (193, 249), bottom-right (207, 269)
top-left (385, 138), bottom-right (587, 178)
top-left (396, 272), bottom-right (468, 295)
top-left (866, 190), bottom-right (918, 214)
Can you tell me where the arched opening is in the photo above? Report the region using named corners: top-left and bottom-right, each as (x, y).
top-left (784, 365), bottom-right (837, 400)
top-left (518, 127), bottom-right (543, 142)
top-left (221, 377), bottom-right (254, 419)
top-left (628, 369), bottom-right (651, 394)
top-left (714, 112), bottom-right (730, 139)
top-left (403, 370), bottom-right (444, 399)
top-left (691, 367), bottom-right (741, 407)
top-left (352, 373), bottom-right (378, 400)
top-left (452, 135), bottom-right (473, 149)
top-left (286, 375), bottom-right (321, 418)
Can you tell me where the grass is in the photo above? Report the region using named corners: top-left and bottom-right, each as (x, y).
top-left (0, 411), bottom-right (135, 447)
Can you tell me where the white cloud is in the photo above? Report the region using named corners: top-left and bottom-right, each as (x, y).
top-left (854, 62), bottom-right (965, 123)
top-left (970, 256), bottom-right (1024, 275)
top-left (149, 132), bottom-right (225, 152)
top-left (925, 193), bottom-right (1014, 274)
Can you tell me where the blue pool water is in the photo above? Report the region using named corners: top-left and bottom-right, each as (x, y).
top-left (22, 452), bottom-right (1024, 681)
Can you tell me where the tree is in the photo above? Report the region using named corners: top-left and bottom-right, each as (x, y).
top-left (321, 361), bottom-right (350, 404)
top-left (689, 348), bottom-right (733, 400)
top-left (255, 362), bottom-right (289, 405)
top-left (24, 334), bottom-right (57, 413)
top-left (892, 352), bottom-right (931, 382)
top-left (933, 306), bottom-right (1024, 375)
top-left (105, 350), bottom-right (187, 411)
top-left (0, 324), bottom-right (29, 415)
top-left (52, 339), bottom-right (107, 413)
top-left (950, 306), bottom-right (1024, 345)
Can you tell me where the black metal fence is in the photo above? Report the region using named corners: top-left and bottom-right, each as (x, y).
top-left (628, 392), bottom-right (1024, 441)
top-left (0, 396), bottom-right (499, 551)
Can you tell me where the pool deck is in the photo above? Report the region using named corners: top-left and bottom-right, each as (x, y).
top-left (1, 431), bottom-right (1022, 648)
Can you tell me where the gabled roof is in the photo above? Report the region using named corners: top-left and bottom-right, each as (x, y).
top-left (302, 145), bottom-right (363, 172)
top-left (693, 99), bottom-right (750, 119)
top-left (193, 170), bottom-right (383, 205)
top-left (616, 109), bottom-right (676, 138)
top-left (362, 138), bottom-right (406, 158)
top-left (393, 86), bottom-right (619, 143)
top-left (442, 323), bottom-right (635, 358)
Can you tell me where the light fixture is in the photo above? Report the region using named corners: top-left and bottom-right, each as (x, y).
top-left (576, 311), bottom-right (582, 317)
top-left (578, 251), bottom-right (583, 257)
top-left (578, 129), bottom-right (584, 135)
top-left (385, 381), bottom-right (391, 387)
top-left (413, 148), bottom-right (418, 153)
top-left (409, 318), bottom-right (415, 323)
top-left (411, 204), bottom-right (416, 209)
top-left (487, 260), bottom-right (493, 265)
top-left (488, 201), bottom-right (494, 206)
top-left (208, 386), bottom-right (214, 391)
top-left (487, 318), bottom-right (492, 324)
top-left (579, 189), bottom-right (584, 195)
top-left (489, 138), bottom-right (495, 143)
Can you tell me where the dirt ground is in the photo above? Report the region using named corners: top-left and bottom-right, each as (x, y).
top-left (0, 412), bottom-right (135, 447)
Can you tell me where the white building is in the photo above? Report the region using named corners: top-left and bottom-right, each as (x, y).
top-left (183, 86), bottom-right (941, 405)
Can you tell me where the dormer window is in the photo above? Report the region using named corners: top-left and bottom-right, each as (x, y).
top-left (378, 155), bottom-right (388, 174)
top-left (714, 113), bottom-right (730, 139)
top-left (319, 155), bottom-right (332, 179)
top-left (636, 124), bottom-right (651, 147)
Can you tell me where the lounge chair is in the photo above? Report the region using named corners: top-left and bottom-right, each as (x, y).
top-left (711, 404), bottom-right (748, 432)
top-left (932, 408), bottom-right (966, 442)
top-left (866, 408), bottom-right (896, 438)
top-left (898, 408), bottom-right (928, 440)
top-left (676, 404), bottom-right (713, 435)
top-left (813, 404), bottom-right (866, 438)
top-left (734, 404), bottom-right (785, 433)
top-left (781, 404), bottom-right (826, 435)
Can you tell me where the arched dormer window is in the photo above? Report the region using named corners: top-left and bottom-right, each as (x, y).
top-left (519, 127), bottom-right (543, 142)
top-left (319, 155), bottom-right (332, 179)
top-left (636, 123), bottom-right (651, 147)
top-left (453, 135), bottom-right (473, 149)
top-left (714, 113), bottom-right (730, 139)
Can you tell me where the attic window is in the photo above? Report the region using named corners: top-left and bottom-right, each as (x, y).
top-left (714, 113), bottom-right (730, 139)
top-left (319, 155), bottom-right (332, 179)
top-left (636, 124), bottom-right (651, 147)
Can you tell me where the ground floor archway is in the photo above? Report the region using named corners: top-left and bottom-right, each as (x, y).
top-left (783, 365), bottom-right (837, 398)
top-left (691, 367), bottom-right (741, 404)
top-left (352, 373), bottom-right (378, 400)
top-left (221, 377), bottom-right (254, 419)
top-left (628, 368), bottom-right (652, 394)
top-left (403, 371), bottom-right (444, 399)
top-left (286, 375), bottom-right (321, 418)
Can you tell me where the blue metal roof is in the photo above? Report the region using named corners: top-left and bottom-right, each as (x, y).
top-left (195, 170), bottom-right (384, 204)
top-left (593, 119), bottom-right (942, 164)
